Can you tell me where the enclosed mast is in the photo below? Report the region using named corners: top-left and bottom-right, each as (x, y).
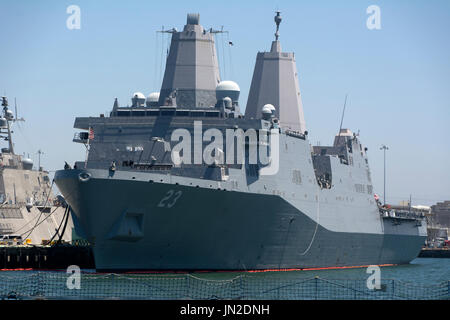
top-left (158, 13), bottom-right (221, 108)
top-left (245, 11), bottom-right (306, 133)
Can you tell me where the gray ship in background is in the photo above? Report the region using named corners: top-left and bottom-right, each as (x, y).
top-left (0, 96), bottom-right (73, 245)
top-left (55, 13), bottom-right (427, 271)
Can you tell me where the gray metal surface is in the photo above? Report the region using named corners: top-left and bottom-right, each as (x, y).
top-left (158, 14), bottom-right (221, 108)
top-left (56, 169), bottom-right (424, 271)
top-left (54, 13), bottom-right (426, 271)
top-left (245, 20), bottom-right (306, 133)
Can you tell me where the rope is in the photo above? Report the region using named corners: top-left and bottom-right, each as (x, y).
top-left (215, 33), bottom-right (223, 79)
top-left (226, 32), bottom-right (234, 80)
top-left (299, 189), bottom-right (320, 256)
top-left (187, 273), bottom-right (243, 282)
top-left (158, 28), bottom-right (164, 86)
top-left (153, 30), bottom-right (159, 92)
top-left (17, 206), bottom-right (60, 240)
top-left (20, 180), bottom-right (55, 240)
top-left (48, 206), bottom-right (69, 244)
top-left (221, 32), bottom-right (226, 79)
top-left (11, 205), bottom-right (59, 235)
top-left (165, 30), bottom-right (171, 59)
top-left (56, 206), bottom-right (70, 245)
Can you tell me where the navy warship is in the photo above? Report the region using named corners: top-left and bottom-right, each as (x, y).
top-left (54, 13), bottom-right (426, 271)
top-left (0, 96), bottom-right (73, 245)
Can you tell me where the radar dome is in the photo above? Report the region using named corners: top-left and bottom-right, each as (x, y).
top-left (262, 104), bottom-right (274, 113)
top-left (22, 158), bottom-right (33, 170)
top-left (265, 104), bottom-right (275, 112)
top-left (132, 92), bottom-right (145, 99)
top-left (216, 81), bottom-right (240, 102)
top-left (146, 92), bottom-right (160, 107)
top-left (147, 92), bottom-right (159, 102)
top-left (262, 104), bottom-right (275, 120)
top-left (0, 117), bottom-right (7, 129)
top-left (5, 109), bottom-right (14, 120)
top-left (216, 81), bottom-right (240, 92)
top-left (222, 97), bottom-right (232, 109)
top-left (131, 92), bottom-right (146, 107)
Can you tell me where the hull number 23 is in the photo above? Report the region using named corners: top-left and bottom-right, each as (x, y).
top-left (157, 190), bottom-right (182, 208)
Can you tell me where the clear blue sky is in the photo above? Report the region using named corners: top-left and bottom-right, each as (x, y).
top-left (1, 0), bottom-right (449, 206)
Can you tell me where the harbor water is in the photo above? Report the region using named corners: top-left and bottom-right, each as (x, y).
top-left (1, 258), bottom-right (449, 300)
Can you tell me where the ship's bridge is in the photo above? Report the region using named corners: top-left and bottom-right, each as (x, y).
top-left (111, 106), bottom-right (223, 119)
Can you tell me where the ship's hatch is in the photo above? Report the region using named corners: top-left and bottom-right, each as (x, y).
top-left (106, 211), bottom-right (145, 242)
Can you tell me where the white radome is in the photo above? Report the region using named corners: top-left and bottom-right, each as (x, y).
top-left (132, 92), bottom-right (146, 100)
top-left (22, 158), bottom-right (34, 165)
top-left (5, 109), bottom-right (14, 120)
top-left (263, 104), bottom-right (275, 113)
top-left (216, 81), bottom-right (241, 102)
top-left (147, 92), bottom-right (160, 102)
top-left (216, 81), bottom-right (240, 92)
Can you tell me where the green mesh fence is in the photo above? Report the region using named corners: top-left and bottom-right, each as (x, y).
top-left (0, 272), bottom-right (449, 300)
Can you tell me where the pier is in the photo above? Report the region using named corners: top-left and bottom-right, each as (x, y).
top-left (2, 245), bottom-right (449, 271)
top-left (0, 245), bottom-right (94, 270)
top-left (419, 248), bottom-right (450, 258)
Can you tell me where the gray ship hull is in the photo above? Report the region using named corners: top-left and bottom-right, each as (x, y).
top-left (55, 169), bottom-right (425, 271)
top-left (53, 13), bottom-right (427, 272)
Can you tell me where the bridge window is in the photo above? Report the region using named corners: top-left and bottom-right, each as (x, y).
top-left (117, 111), bottom-right (131, 117)
top-left (147, 110), bottom-right (160, 116)
top-left (161, 111), bottom-right (175, 116)
top-left (205, 112), bottom-right (220, 117)
top-left (132, 111), bottom-right (146, 117)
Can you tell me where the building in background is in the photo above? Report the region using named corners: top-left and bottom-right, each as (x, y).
top-left (427, 201), bottom-right (450, 247)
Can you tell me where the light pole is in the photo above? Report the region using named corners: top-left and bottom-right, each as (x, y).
top-left (380, 145), bottom-right (389, 206)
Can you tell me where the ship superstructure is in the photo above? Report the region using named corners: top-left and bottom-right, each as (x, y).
top-left (55, 13), bottom-right (426, 271)
top-left (0, 97), bottom-right (73, 244)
